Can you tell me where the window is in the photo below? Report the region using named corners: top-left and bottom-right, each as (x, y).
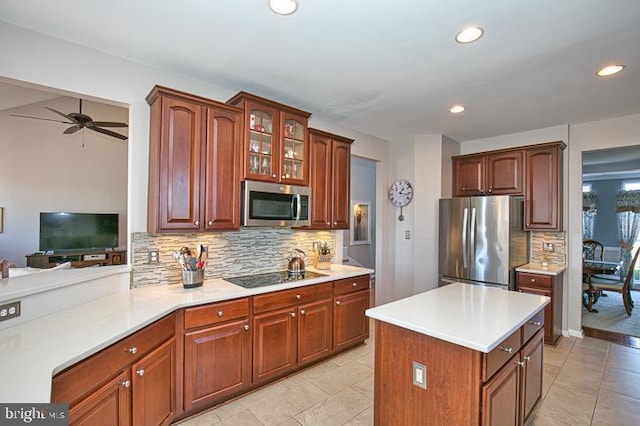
top-left (623, 181), bottom-right (640, 191)
top-left (583, 183), bottom-right (592, 192)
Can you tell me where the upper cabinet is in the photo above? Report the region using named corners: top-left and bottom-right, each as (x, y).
top-left (451, 141), bottom-right (565, 231)
top-left (146, 86), bottom-right (243, 233)
top-left (308, 128), bottom-right (354, 230)
top-left (452, 150), bottom-right (523, 196)
top-left (524, 142), bottom-right (564, 231)
top-left (227, 92), bottom-right (311, 186)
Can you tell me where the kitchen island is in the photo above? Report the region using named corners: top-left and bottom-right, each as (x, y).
top-left (366, 283), bottom-right (549, 425)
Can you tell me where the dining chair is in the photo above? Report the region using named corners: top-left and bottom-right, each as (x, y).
top-left (584, 247), bottom-right (639, 315)
top-left (583, 239), bottom-right (605, 261)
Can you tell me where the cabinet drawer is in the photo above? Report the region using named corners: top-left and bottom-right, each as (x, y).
top-left (522, 310), bottom-right (545, 344)
top-left (253, 282), bottom-right (332, 314)
top-left (184, 298), bottom-right (249, 329)
top-left (517, 272), bottom-right (552, 289)
top-left (52, 312), bottom-right (175, 405)
top-left (483, 328), bottom-right (522, 382)
top-left (333, 275), bottom-right (370, 295)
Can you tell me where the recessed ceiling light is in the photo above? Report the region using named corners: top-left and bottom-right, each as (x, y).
top-left (268, 0), bottom-right (298, 15)
top-left (596, 64), bottom-right (625, 77)
top-left (450, 105), bottom-right (466, 114)
top-left (455, 26), bottom-right (484, 44)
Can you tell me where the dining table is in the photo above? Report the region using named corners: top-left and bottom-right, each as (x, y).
top-left (583, 259), bottom-right (623, 312)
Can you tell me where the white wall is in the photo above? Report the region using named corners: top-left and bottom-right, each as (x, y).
top-left (348, 156), bottom-right (376, 269)
top-left (0, 97), bottom-right (127, 266)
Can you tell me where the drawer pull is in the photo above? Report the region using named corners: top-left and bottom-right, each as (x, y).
top-left (121, 380), bottom-right (131, 388)
top-left (243, 324), bottom-right (249, 331)
top-left (217, 311), bottom-right (224, 317)
top-left (290, 312), bottom-right (296, 318)
top-left (524, 356), bottom-right (531, 362)
top-left (499, 346), bottom-right (513, 354)
top-left (194, 220), bottom-right (199, 226)
top-left (300, 309), bottom-right (306, 315)
top-left (136, 369), bottom-right (145, 377)
top-left (208, 220), bottom-right (213, 226)
top-left (530, 278), bottom-right (536, 282)
top-left (352, 282), bottom-right (358, 287)
top-left (296, 294), bottom-right (301, 300)
top-left (528, 320), bottom-right (542, 327)
top-left (127, 347), bottom-right (138, 355)
top-left (515, 361), bottom-right (526, 368)
top-left (336, 301), bottom-right (341, 305)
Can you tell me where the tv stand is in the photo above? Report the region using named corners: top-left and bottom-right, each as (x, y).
top-left (26, 250), bottom-right (127, 269)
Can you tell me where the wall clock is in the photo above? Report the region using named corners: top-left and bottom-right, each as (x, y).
top-left (388, 179), bottom-right (413, 221)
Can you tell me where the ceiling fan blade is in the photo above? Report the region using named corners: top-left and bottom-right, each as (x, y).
top-left (63, 125), bottom-right (80, 135)
top-left (91, 121), bottom-right (128, 128)
top-left (45, 107), bottom-right (79, 124)
top-left (10, 113), bottom-right (73, 124)
top-left (89, 126), bottom-right (128, 140)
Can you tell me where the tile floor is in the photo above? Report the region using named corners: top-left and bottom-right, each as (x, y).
top-left (179, 322), bottom-right (640, 426)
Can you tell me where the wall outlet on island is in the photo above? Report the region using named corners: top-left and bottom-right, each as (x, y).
top-left (0, 301), bottom-right (21, 322)
top-left (543, 242), bottom-right (554, 252)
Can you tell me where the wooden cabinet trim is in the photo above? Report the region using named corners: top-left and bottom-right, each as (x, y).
top-left (184, 298), bottom-right (249, 330)
top-left (252, 282), bottom-right (333, 314)
top-left (483, 328), bottom-right (522, 382)
top-left (333, 275), bottom-right (370, 295)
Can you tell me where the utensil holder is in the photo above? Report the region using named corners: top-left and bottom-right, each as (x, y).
top-left (182, 269), bottom-right (204, 288)
top-left (313, 253), bottom-right (332, 270)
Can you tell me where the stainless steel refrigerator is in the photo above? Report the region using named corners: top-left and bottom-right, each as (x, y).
top-left (438, 195), bottom-right (528, 290)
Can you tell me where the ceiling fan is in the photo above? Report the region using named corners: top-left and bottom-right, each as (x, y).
top-left (11, 99), bottom-right (128, 140)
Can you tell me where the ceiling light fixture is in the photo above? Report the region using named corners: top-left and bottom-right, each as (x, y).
top-left (450, 105), bottom-right (466, 114)
top-left (455, 26), bottom-right (484, 44)
top-left (596, 64), bottom-right (625, 77)
top-left (268, 0), bottom-right (298, 15)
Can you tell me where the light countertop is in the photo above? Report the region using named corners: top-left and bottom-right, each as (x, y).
top-left (516, 263), bottom-right (566, 276)
top-left (366, 283), bottom-right (549, 353)
top-left (0, 264), bottom-right (372, 403)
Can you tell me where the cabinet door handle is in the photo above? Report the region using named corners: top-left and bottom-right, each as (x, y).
top-left (194, 220), bottom-right (200, 226)
top-left (333, 221), bottom-right (338, 226)
top-left (127, 347), bottom-right (138, 355)
top-left (515, 361), bottom-right (526, 368)
top-left (243, 324), bottom-right (249, 331)
top-left (528, 320), bottom-right (542, 327)
top-left (208, 220), bottom-right (213, 226)
top-left (300, 309), bottom-right (306, 315)
top-left (121, 380), bottom-right (131, 388)
top-left (462, 187), bottom-right (466, 191)
top-left (530, 278), bottom-right (536, 282)
top-left (336, 301), bottom-right (341, 305)
top-left (296, 294), bottom-right (301, 300)
top-left (488, 186), bottom-right (493, 193)
top-left (352, 282), bottom-right (358, 287)
top-left (524, 356), bottom-right (531, 362)
top-left (217, 311), bottom-right (224, 317)
top-left (272, 173), bottom-right (277, 178)
top-left (326, 222), bottom-right (330, 226)
top-left (136, 369), bottom-right (145, 377)
top-left (290, 312), bottom-right (296, 318)
top-left (499, 346), bottom-right (513, 354)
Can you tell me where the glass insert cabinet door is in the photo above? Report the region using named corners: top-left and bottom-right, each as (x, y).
top-left (282, 117), bottom-right (305, 181)
top-left (247, 108), bottom-right (274, 179)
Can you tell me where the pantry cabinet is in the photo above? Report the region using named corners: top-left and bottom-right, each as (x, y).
top-left (227, 91), bottom-right (311, 186)
top-left (146, 85), bottom-right (243, 233)
top-left (308, 128), bottom-right (354, 230)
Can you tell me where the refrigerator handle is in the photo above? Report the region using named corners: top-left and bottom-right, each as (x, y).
top-left (462, 207), bottom-right (469, 268)
top-left (470, 207), bottom-right (477, 261)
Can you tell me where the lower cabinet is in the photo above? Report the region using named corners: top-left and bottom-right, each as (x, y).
top-left (52, 313), bottom-right (177, 426)
top-left (253, 306), bottom-right (298, 383)
top-left (517, 271), bottom-right (563, 345)
top-left (334, 290), bottom-right (370, 351)
top-left (482, 330), bottom-right (544, 425)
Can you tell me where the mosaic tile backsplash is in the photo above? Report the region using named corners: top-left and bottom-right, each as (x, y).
top-left (529, 232), bottom-right (566, 266)
top-left (131, 229), bottom-right (336, 287)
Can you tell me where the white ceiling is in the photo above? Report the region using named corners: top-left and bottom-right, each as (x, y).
top-left (0, 0), bottom-right (639, 142)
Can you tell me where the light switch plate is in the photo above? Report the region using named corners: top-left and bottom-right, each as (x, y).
top-left (412, 361), bottom-right (427, 389)
top-left (543, 242), bottom-right (554, 252)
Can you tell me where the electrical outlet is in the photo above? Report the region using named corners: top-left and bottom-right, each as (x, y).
top-left (543, 242), bottom-right (554, 252)
top-left (412, 361), bottom-right (427, 389)
top-left (0, 301), bottom-right (21, 322)
top-left (405, 230), bottom-right (411, 240)
top-left (148, 250), bottom-right (159, 264)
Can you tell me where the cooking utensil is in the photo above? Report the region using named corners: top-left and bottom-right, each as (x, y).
top-left (287, 248), bottom-right (306, 274)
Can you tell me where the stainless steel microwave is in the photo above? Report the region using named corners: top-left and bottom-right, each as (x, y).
top-left (241, 181), bottom-right (311, 227)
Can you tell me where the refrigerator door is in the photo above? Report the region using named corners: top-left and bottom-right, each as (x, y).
top-left (469, 196), bottom-right (511, 285)
top-left (438, 198), bottom-right (470, 281)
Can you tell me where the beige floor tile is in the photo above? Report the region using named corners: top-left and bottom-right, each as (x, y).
top-left (248, 381), bottom-right (330, 425)
top-left (526, 411), bottom-right (572, 425)
top-left (536, 382), bottom-right (597, 425)
top-left (294, 386), bottom-right (371, 425)
top-left (330, 343), bottom-right (372, 366)
top-left (212, 382), bottom-right (289, 420)
top-left (278, 419), bottom-right (303, 426)
top-left (605, 347), bottom-right (640, 374)
top-left (309, 360), bottom-right (373, 396)
top-left (219, 409), bottom-right (263, 426)
top-left (566, 346), bottom-right (609, 371)
top-left (178, 410), bottom-right (222, 425)
top-left (281, 359), bottom-right (342, 389)
top-left (591, 389), bottom-right (640, 425)
top-left (609, 343), bottom-right (640, 356)
top-left (600, 367), bottom-right (640, 400)
top-left (342, 406), bottom-right (373, 425)
top-left (545, 347), bottom-right (571, 368)
top-left (553, 361), bottom-right (604, 395)
top-left (573, 336), bottom-right (611, 354)
top-left (542, 368), bottom-right (558, 399)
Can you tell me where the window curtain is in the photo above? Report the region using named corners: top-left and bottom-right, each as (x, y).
top-left (583, 191), bottom-right (597, 240)
top-left (616, 190), bottom-right (640, 276)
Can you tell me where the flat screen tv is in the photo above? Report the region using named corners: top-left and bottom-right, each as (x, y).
top-left (39, 212), bottom-right (119, 252)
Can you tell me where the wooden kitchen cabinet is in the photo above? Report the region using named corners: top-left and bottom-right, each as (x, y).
top-left (524, 142), bottom-right (564, 230)
top-left (227, 91), bottom-right (311, 186)
top-left (308, 128), bottom-right (354, 229)
top-left (146, 85), bottom-right (243, 233)
top-left (333, 275), bottom-right (370, 351)
top-left (452, 150), bottom-right (523, 197)
top-left (53, 313), bottom-right (177, 426)
top-left (252, 282), bottom-right (333, 384)
top-left (183, 298), bottom-right (251, 412)
top-left (517, 271), bottom-right (563, 345)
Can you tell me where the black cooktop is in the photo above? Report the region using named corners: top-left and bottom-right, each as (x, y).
top-left (226, 271), bottom-right (326, 289)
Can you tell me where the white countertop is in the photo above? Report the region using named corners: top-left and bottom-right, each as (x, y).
top-left (0, 264), bottom-right (372, 403)
top-left (516, 263), bottom-right (566, 276)
top-left (366, 283), bottom-right (549, 353)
